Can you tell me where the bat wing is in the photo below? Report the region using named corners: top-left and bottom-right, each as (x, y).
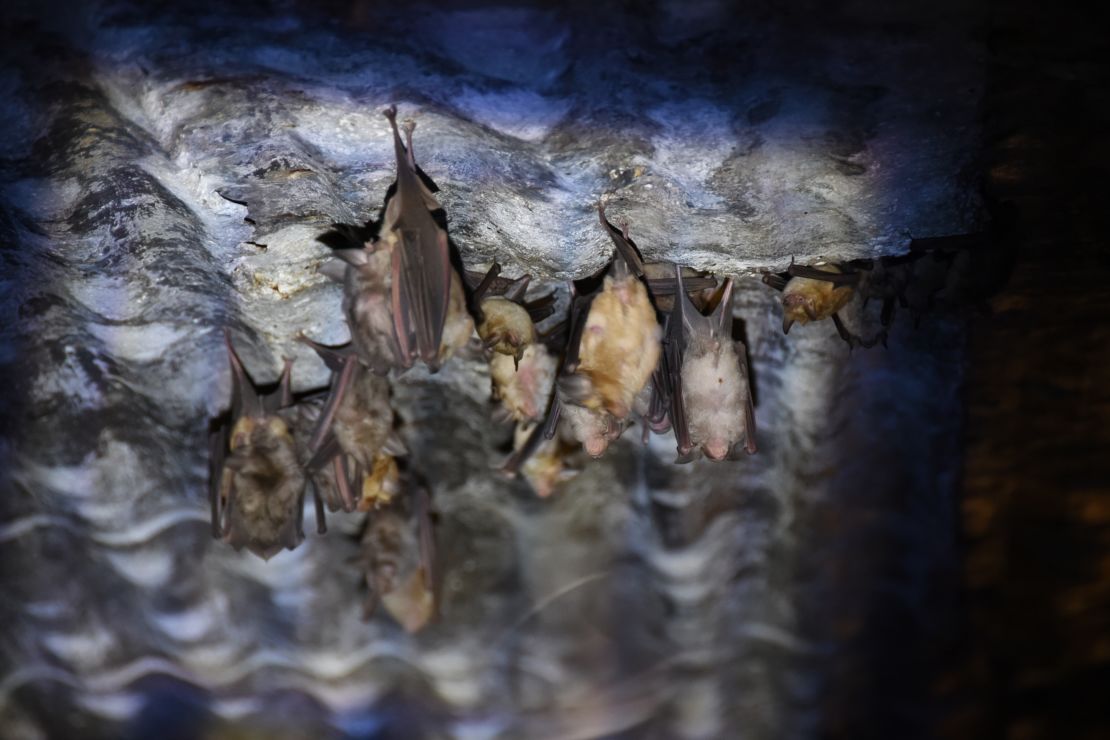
top-left (542, 286), bottom-right (595, 440)
top-left (305, 353), bottom-right (359, 461)
top-left (665, 276), bottom-right (693, 456)
top-left (786, 264), bottom-right (859, 286)
top-left (383, 107), bottom-right (454, 369)
top-left (208, 418), bottom-right (229, 538)
top-left (413, 484), bottom-right (438, 614)
top-left (598, 202), bottom-right (646, 279)
top-left (524, 292), bottom-right (557, 324)
top-left (499, 421), bottom-right (546, 477)
top-left (224, 331), bottom-right (263, 418)
top-left (645, 274), bottom-right (717, 299)
top-left (726, 356), bottom-right (758, 460)
top-left (762, 272), bottom-right (790, 292)
top-left (391, 225), bottom-right (452, 368)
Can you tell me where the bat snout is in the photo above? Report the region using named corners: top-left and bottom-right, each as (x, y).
top-left (584, 437), bottom-right (609, 458)
top-left (704, 439), bottom-right (730, 461)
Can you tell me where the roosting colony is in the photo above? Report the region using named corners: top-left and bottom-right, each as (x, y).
top-left (209, 106), bottom-right (998, 632)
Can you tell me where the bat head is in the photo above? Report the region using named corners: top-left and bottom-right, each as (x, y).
top-left (782, 292), bottom-right (818, 333)
top-left (478, 296), bottom-right (536, 361)
top-left (674, 265), bottom-right (734, 346)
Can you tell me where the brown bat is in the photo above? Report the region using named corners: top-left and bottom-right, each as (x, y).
top-left (490, 342), bottom-right (559, 425)
top-left (209, 333), bottom-right (318, 560)
top-left (296, 335), bottom-right (406, 514)
top-left (470, 263), bottom-right (537, 363)
top-left (357, 481), bottom-right (437, 633)
top-left (763, 226), bottom-right (1004, 347)
top-left (550, 205), bottom-right (662, 457)
top-left (504, 420), bottom-right (580, 498)
top-left (318, 236), bottom-right (399, 375)
top-left (667, 266), bottom-right (756, 462)
top-left (763, 262), bottom-right (889, 348)
top-left (378, 105), bottom-right (473, 371)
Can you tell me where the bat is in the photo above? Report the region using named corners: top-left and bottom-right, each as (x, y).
top-left (357, 479), bottom-right (437, 633)
top-left (550, 204), bottom-right (662, 457)
top-left (465, 267), bottom-right (558, 325)
top-left (378, 106), bottom-right (473, 372)
top-left (318, 237), bottom-right (400, 376)
top-left (763, 225), bottom-right (1005, 347)
top-left (595, 201), bottom-right (718, 309)
top-left (470, 263), bottom-right (537, 364)
top-left (762, 262), bottom-right (886, 348)
top-left (503, 420), bottom-right (580, 498)
top-left (209, 332), bottom-right (318, 560)
top-left (490, 342), bottom-right (559, 425)
top-left (668, 266), bottom-right (756, 462)
top-left (296, 335), bottom-right (406, 514)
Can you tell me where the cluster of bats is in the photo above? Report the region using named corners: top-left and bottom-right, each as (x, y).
top-left (209, 105), bottom-right (1002, 632)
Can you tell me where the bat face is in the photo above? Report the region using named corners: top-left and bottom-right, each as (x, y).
top-left (211, 336), bottom-right (309, 560)
top-left (490, 342), bottom-right (558, 424)
top-left (379, 107), bottom-right (458, 371)
top-left (672, 271), bottom-right (756, 462)
top-left (478, 296), bottom-right (536, 361)
top-left (781, 265), bottom-right (855, 333)
top-left (560, 402), bottom-right (623, 458)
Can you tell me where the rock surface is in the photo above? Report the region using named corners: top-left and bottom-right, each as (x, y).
top-left (0, 0), bottom-right (983, 737)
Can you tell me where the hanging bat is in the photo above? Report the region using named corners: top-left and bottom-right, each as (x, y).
top-left (501, 420), bottom-right (580, 498)
top-left (549, 204), bottom-right (662, 457)
top-left (668, 266), bottom-right (756, 462)
top-left (296, 335), bottom-right (407, 513)
top-left (490, 342), bottom-right (559, 425)
top-left (357, 480), bottom-right (437, 633)
top-left (762, 262), bottom-right (886, 348)
top-left (317, 234), bottom-right (400, 375)
top-left (209, 333), bottom-right (319, 560)
top-left (469, 262), bottom-right (538, 364)
top-left (595, 202), bottom-right (718, 308)
top-left (378, 105), bottom-right (473, 372)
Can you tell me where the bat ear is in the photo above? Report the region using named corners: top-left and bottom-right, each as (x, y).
top-left (224, 331), bottom-right (263, 418)
top-left (382, 434), bottom-right (408, 457)
top-left (608, 248), bottom-right (633, 281)
top-left (296, 333), bottom-right (351, 374)
top-left (504, 274), bottom-right (532, 304)
top-left (673, 263), bottom-right (704, 339)
top-left (318, 258), bottom-right (348, 283)
top-left (264, 356), bottom-right (295, 413)
top-left (471, 262), bottom-right (501, 305)
top-left (710, 278), bottom-right (734, 337)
